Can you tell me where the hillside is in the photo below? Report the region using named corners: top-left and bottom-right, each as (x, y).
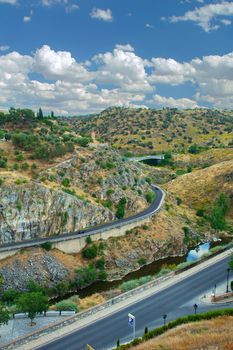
top-left (0, 109), bottom-right (151, 243)
top-left (132, 316), bottom-right (233, 350)
top-left (69, 107), bottom-right (233, 154)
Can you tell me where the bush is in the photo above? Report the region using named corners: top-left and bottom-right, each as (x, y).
top-left (96, 258), bottom-right (105, 270)
top-left (85, 236), bottom-right (92, 244)
top-left (55, 300), bottom-right (78, 312)
top-left (120, 280), bottom-right (139, 292)
top-left (98, 270), bottom-right (107, 280)
top-left (40, 241), bottom-right (53, 251)
top-left (196, 209), bottom-right (205, 217)
top-left (62, 178), bottom-right (70, 187)
top-left (138, 257), bottom-right (146, 266)
top-left (0, 177), bottom-right (3, 186)
top-left (75, 265), bottom-right (97, 288)
top-left (116, 198), bottom-right (127, 219)
top-left (82, 244), bottom-right (98, 259)
top-left (1, 289), bottom-right (19, 304)
top-left (146, 191), bottom-right (155, 204)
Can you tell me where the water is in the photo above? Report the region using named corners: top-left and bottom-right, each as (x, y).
top-left (186, 242), bottom-right (210, 262)
top-left (53, 238), bottom-right (231, 300)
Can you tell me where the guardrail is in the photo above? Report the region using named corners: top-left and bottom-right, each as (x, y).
top-left (0, 185), bottom-right (166, 253)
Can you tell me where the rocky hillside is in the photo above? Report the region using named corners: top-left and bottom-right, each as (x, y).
top-left (0, 109), bottom-right (152, 243)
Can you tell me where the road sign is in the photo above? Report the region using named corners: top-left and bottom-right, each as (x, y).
top-left (128, 313), bottom-right (135, 327)
top-left (128, 313), bottom-right (136, 339)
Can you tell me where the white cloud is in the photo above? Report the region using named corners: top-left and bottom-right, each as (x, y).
top-left (2, 44), bottom-right (233, 113)
top-left (93, 45), bottom-right (152, 92)
top-left (90, 8), bottom-right (113, 22)
top-left (149, 57), bottom-right (195, 85)
top-left (145, 23), bottom-right (154, 28)
top-left (0, 45), bottom-right (10, 52)
top-left (65, 4), bottom-right (79, 13)
top-left (154, 94), bottom-right (198, 109)
top-left (23, 16), bottom-right (31, 23)
top-left (0, 0), bottom-right (17, 4)
top-left (169, 1), bottom-right (233, 32)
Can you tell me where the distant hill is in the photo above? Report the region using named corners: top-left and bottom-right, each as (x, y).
top-left (68, 107), bottom-right (233, 155)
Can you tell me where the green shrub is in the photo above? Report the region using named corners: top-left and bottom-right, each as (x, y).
top-left (75, 265), bottom-right (97, 288)
top-left (82, 244), bottom-right (98, 259)
top-left (40, 241), bottom-right (53, 251)
top-left (146, 191), bottom-right (155, 204)
top-left (116, 198), bottom-right (127, 219)
top-left (85, 236), bottom-right (92, 244)
top-left (138, 257), bottom-right (146, 266)
top-left (62, 178), bottom-right (70, 187)
top-left (96, 258), bottom-right (105, 270)
top-left (0, 177), bottom-right (3, 186)
top-left (98, 270), bottom-right (107, 280)
top-left (55, 300), bottom-right (78, 312)
top-left (21, 162), bottom-right (29, 170)
top-left (15, 154), bottom-right (24, 161)
top-left (120, 280), bottom-right (138, 292)
top-left (196, 208), bottom-right (205, 217)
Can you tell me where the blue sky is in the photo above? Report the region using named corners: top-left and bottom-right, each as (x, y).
top-left (0, 0), bottom-right (233, 114)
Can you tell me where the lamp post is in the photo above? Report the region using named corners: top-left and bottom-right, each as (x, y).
top-left (226, 268), bottom-right (230, 293)
top-left (193, 303), bottom-right (198, 314)
top-left (163, 314), bottom-right (167, 326)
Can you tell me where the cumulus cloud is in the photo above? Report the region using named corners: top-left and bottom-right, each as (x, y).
top-left (149, 57), bottom-right (195, 85)
top-left (2, 44), bottom-right (233, 113)
top-left (90, 8), bottom-right (113, 22)
top-left (93, 45), bottom-right (152, 92)
top-left (154, 94), bottom-right (198, 109)
top-left (169, 1), bottom-right (233, 32)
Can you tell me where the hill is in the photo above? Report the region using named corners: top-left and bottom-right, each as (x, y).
top-left (131, 316), bottom-right (233, 350)
top-left (69, 107), bottom-right (233, 154)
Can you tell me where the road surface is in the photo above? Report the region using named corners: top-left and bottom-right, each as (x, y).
top-left (37, 255), bottom-right (232, 350)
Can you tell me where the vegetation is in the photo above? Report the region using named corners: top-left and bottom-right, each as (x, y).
top-left (17, 292), bottom-right (48, 325)
top-left (112, 309), bottom-right (233, 350)
top-left (209, 193), bottom-right (229, 230)
top-left (116, 198), bottom-right (127, 219)
top-left (0, 302), bottom-right (10, 327)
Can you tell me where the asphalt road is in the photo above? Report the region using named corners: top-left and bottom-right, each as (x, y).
top-left (0, 185), bottom-right (164, 252)
top-left (37, 255), bottom-right (232, 350)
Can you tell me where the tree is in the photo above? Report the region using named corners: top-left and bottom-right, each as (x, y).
top-left (37, 108), bottom-right (44, 119)
top-left (0, 302), bottom-right (10, 326)
top-left (17, 292), bottom-right (48, 326)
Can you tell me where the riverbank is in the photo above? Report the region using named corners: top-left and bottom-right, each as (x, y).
top-left (4, 244), bottom-right (233, 350)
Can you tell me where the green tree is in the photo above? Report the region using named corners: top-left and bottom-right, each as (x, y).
top-left (116, 198), bottom-right (127, 219)
top-left (0, 302), bottom-right (10, 326)
top-left (37, 108), bottom-right (44, 119)
top-left (17, 292), bottom-right (48, 326)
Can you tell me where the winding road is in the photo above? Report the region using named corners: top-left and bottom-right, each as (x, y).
top-left (0, 185), bottom-right (165, 253)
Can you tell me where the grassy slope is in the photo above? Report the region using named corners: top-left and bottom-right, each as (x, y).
top-left (72, 107), bottom-right (233, 154)
top-left (133, 316), bottom-right (233, 350)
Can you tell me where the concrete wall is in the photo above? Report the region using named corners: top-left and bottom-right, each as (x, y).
top-left (53, 217), bottom-right (150, 254)
top-left (0, 217), bottom-right (151, 259)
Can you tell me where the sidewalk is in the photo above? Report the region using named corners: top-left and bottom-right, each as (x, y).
top-left (6, 247), bottom-right (233, 350)
top-left (200, 280), bottom-right (233, 304)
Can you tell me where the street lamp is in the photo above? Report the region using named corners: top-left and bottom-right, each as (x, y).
top-left (226, 268), bottom-right (230, 293)
top-left (193, 303), bottom-right (198, 314)
top-left (163, 314), bottom-right (167, 326)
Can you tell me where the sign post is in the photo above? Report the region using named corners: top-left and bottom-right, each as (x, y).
top-left (128, 313), bottom-right (136, 340)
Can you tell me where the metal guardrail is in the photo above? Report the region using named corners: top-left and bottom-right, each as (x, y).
top-left (0, 185), bottom-right (166, 253)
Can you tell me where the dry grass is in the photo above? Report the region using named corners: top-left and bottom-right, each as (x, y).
top-left (133, 316), bottom-right (233, 350)
top-left (79, 293), bottom-right (106, 311)
top-left (165, 160), bottom-right (233, 210)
